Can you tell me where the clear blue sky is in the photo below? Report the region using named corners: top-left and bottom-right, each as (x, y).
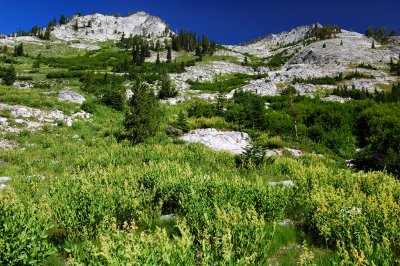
top-left (0, 0), bottom-right (398, 44)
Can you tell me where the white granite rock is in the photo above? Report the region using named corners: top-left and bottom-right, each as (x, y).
top-left (181, 128), bottom-right (250, 154)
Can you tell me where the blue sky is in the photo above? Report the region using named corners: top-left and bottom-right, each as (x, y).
top-left (0, 0), bottom-right (398, 44)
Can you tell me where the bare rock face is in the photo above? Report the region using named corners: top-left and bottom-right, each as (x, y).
top-left (227, 79), bottom-right (279, 99)
top-left (169, 61), bottom-right (257, 92)
top-left (58, 88), bottom-right (85, 104)
top-left (321, 95), bottom-right (351, 103)
top-left (180, 128), bottom-right (250, 154)
top-left (52, 12), bottom-right (170, 42)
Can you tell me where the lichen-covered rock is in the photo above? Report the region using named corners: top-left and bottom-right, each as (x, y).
top-left (58, 88), bottom-right (86, 104)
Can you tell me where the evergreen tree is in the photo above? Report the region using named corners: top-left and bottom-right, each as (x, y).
top-left (3, 65), bottom-right (16, 86)
top-left (322, 43), bottom-right (326, 48)
top-left (389, 29), bottom-right (398, 36)
top-left (32, 53), bottom-right (41, 69)
top-left (124, 79), bottom-right (163, 144)
top-left (156, 52), bottom-right (160, 65)
top-left (101, 76), bottom-right (125, 111)
top-left (340, 40), bottom-right (343, 45)
top-left (155, 40), bottom-right (161, 52)
top-left (73, 21), bottom-right (79, 31)
top-left (243, 56), bottom-right (248, 65)
top-left (366, 26), bottom-right (373, 37)
top-left (176, 110), bottom-right (190, 132)
top-left (166, 46), bottom-right (172, 63)
top-left (59, 15), bottom-right (67, 25)
top-left (13, 43), bottom-right (24, 56)
top-left (158, 76), bottom-right (178, 99)
top-left (372, 40), bottom-right (375, 49)
top-left (215, 92), bottom-right (225, 116)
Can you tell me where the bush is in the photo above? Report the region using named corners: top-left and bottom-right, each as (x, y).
top-left (46, 71), bottom-right (85, 79)
top-left (188, 101), bottom-right (216, 118)
top-left (0, 191), bottom-right (57, 264)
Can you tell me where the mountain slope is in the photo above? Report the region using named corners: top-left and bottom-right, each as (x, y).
top-left (52, 11), bottom-right (170, 42)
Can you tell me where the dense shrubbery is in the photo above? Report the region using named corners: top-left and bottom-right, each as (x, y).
top-left (187, 73), bottom-right (267, 93)
top-left (46, 70), bottom-right (85, 79)
top-left (293, 71), bottom-right (374, 85)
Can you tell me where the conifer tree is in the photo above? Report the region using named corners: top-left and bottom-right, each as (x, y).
top-left (166, 46), bottom-right (172, 63)
top-left (156, 52), bottom-right (160, 65)
top-left (32, 53), bottom-right (41, 69)
top-left (176, 110), bottom-right (189, 132)
top-left (372, 40), bottom-right (375, 49)
top-left (158, 76), bottom-right (178, 99)
top-left (73, 21), bottom-right (79, 31)
top-left (3, 65), bottom-right (16, 86)
top-left (124, 79), bottom-right (163, 144)
top-left (59, 15), bottom-right (67, 25)
top-left (13, 43), bottom-right (24, 56)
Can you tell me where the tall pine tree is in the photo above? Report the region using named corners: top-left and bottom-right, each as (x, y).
top-left (124, 79), bottom-right (163, 144)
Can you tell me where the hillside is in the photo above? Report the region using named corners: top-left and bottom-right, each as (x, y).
top-left (1, 12), bottom-right (400, 265)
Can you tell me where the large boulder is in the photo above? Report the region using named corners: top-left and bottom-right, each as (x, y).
top-left (58, 88), bottom-right (85, 104)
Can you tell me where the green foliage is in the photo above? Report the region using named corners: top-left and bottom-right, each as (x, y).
top-left (158, 76), bottom-right (178, 99)
top-left (235, 143), bottom-right (267, 169)
top-left (124, 79), bottom-right (164, 144)
top-left (188, 101), bottom-right (217, 118)
top-left (366, 26), bottom-right (389, 44)
top-left (355, 103), bottom-right (400, 175)
top-left (176, 110), bottom-right (190, 133)
top-left (3, 65), bottom-right (16, 86)
top-left (13, 43), bottom-right (24, 57)
top-left (0, 191), bottom-right (57, 265)
top-left (187, 73), bottom-right (267, 93)
top-left (307, 25), bottom-right (342, 40)
top-left (100, 81), bottom-right (125, 111)
top-left (225, 91), bottom-right (268, 130)
top-left (46, 71), bottom-right (85, 79)
top-left (266, 50), bottom-right (291, 69)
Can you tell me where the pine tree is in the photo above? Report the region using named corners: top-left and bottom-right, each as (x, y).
top-left (372, 40), bottom-right (375, 49)
top-left (73, 21), bottom-right (79, 31)
top-left (32, 53), bottom-right (41, 68)
top-left (3, 65), bottom-right (16, 86)
top-left (124, 79), bottom-right (163, 144)
top-left (158, 76), bottom-right (178, 99)
top-left (215, 92), bottom-right (225, 116)
top-left (176, 110), bottom-right (189, 132)
top-left (166, 46), bottom-right (172, 63)
top-left (340, 40), bottom-right (343, 45)
top-left (366, 26), bottom-right (373, 37)
top-left (156, 52), bottom-right (160, 65)
top-left (13, 43), bottom-right (24, 56)
top-left (59, 15), bottom-right (67, 25)
top-left (243, 56), bottom-right (248, 65)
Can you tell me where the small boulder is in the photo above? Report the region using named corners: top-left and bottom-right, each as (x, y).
top-left (58, 88), bottom-right (85, 104)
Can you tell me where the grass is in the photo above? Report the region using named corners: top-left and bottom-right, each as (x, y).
top-left (1, 43), bottom-right (400, 265)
